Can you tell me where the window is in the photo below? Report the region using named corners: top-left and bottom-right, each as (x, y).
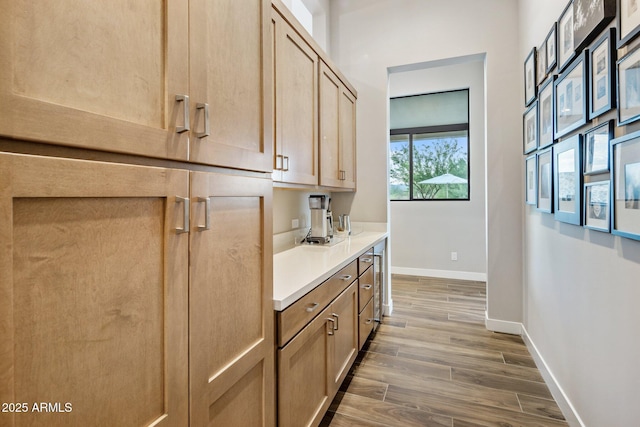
top-left (389, 90), bottom-right (469, 201)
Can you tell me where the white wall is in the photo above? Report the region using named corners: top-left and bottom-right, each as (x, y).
top-left (389, 59), bottom-right (487, 279)
top-left (519, 1), bottom-right (640, 426)
top-left (329, 0), bottom-right (523, 324)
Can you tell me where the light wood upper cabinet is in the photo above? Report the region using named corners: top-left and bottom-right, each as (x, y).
top-left (0, 0), bottom-right (190, 160)
top-left (0, 153), bottom-right (189, 427)
top-left (319, 62), bottom-right (356, 190)
top-left (0, 0), bottom-right (273, 171)
top-left (189, 0), bottom-right (273, 171)
top-left (189, 172), bottom-right (274, 427)
top-left (272, 8), bottom-right (319, 185)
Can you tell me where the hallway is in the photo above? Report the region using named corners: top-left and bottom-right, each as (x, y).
top-left (321, 275), bottom-right (567, 427)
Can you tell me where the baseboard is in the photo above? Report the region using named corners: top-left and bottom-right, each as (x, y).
top-left (484, 313), bottom-right (523, 335)
top-left (521, 326), bottom-right (585, 427)
top-left (391, 266), bottom-right (487, 282)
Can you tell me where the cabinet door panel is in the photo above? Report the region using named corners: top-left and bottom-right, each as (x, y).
top-left (0, 154), bottom-right (189, 427)
top-left (190, 0), bottom-right (272, 171)
top-left (329, 282), bottom-right (358, 396)
top-left (0, 1), bottom-right (189, 160)
top-left (339, 88), bottom-right (357, 189)
top-left (274, 11), bottom-right (318, 185)
top-left (278, 307), bottom-right (332, 427)
top-left (189, 172), bottom-right (274, 427)
top-left (319, 62), bottom-right (342, 188)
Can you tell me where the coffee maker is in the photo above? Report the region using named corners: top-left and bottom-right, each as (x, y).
top-left (307, 195), bottom-right (333, 244)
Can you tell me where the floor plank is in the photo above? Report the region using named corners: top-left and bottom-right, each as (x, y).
top-left (322, 275), bottom-right (567, 427)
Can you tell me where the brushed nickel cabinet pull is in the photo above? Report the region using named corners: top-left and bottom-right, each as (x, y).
top-left (361, 258), bottom-right (372, 263)
top-left (197, 197), bottom-right (211, 231)
top-left (327, 318), bottom-right (335, 335)
top-left (283, 156), bottom-right (290, 171)
top-left (332, 313), bottom-right (339, 330)
top-left (176, 95), bottom-right (190, 133)
top-left (340, 274), bottom-right (352, 281)
top-left (361, 284), bottom-right (372, 290)
top-left (365, 318), bottom-right (373, 325)
top-left (175, 196), bottom-right (190, 234)
top-left (196, 103), bottom-right (210, 138)
top-left (305, 302), bottom-right (319, 313)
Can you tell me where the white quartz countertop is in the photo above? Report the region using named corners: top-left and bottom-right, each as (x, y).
top-left (273, 230), bottom-right (388, 311)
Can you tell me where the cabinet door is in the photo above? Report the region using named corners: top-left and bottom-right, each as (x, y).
top-left (278, 307), bottom-right (333, 427)
top-left (0, 153), bottom-right (189, 427)
top-left (0, 1), bottom-right (190, 160)
top-left (319, 62), bottom-right (342, 188)
top-left (189, 0), bottom-right (273, 172)
top-left (339, 88), bottom-right (357, 189)
top-left (189, 172), bottom-right (275, 427)
top-left (273, 10), bottom-right (319, 185)
top-left (328, 282), bottom-right (358, 396)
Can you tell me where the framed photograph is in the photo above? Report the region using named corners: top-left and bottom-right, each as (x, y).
top-left (618, 45), bottom-right (640, 125)
top-left (584, 181), bottom-right (611, 232)
top-left (554, 134), bottom-right (583, 225)
top-left (537, 42), bottom-right (547, 86)
top-left (611, 130), bottom-right (640, 240)
top-left (558, 1), bottom-right (576, 71)
top-left (554, 51), bottom-right (588, 139)
top-left (537, 147), bottom-right (554, 213)
top-left (546, 23), bottom-right (558, 73)
top-left (584, 120), bottom-right (613, 174)
top-left (573, 0), bottom-right (616, 51)
top-left (618, 0), bottom-right (640, 48)
top-left (589, 28), bottom-right (616, 119)
top-left (526, 154), bottom-right (538, 205)
top-left (523, 101), bottom-right (538, 154)
top-left (539, 76), bottom-right (556, 148)
top-left (525, 47), bottom-right (537, 106)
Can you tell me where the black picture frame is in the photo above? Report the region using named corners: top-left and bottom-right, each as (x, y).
top-left (558, 1), bottom-right (576, 72)
top-left (617, 44), bottom-right (640, 126)
top-left (584, 120), bottom-right (613, 174)
top-left (554, 134), bottom-right (583, 225)
top-left (584, 181), bottom-right (611, 232)
top-left (610, 130), bottom-right (640, 240)
top-left (537, 41), bottom-right (548, 86)
top-left (537, 147), bottom-right (554, 213)
top-left (554, 51), bottom-right (589, 139)
top-left (524, 101), bottom-right (538, 154)
top-left (525, 47), bottom-right (537, 106)
top-left (539, 75), bottom-right (556, 149)
top-left (526, 154), bottom-right (538, 205)
top-left (545, 23), bottom-right (558, 73)
top-left (588, 28), bottom-right (616, 120)
top-left (618, 0), bottom-right (640, 48)
top-left (573, 0), bottom-right (616, 51)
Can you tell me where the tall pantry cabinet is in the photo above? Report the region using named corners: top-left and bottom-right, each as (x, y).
top-left (0, 1), bottom-right (274, 427)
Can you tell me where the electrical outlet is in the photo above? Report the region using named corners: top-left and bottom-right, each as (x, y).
top-left (451, 251), bottom-right (458, 261)
top-left (291, 218), bottom-right (299, 228)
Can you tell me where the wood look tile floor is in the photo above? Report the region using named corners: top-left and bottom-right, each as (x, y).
top-left (320, 275), bottom-right (568, 427)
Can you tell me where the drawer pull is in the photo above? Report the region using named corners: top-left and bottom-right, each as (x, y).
top-left (340, 274), bottom-right (353, 281)
top-left (331, 313), bottom-right (339, 330)
top-left (195, 102), bottom-right (210, 138)
top-left (175, 196), bottom-right (190, 234)
top-left (361, 284), bottom-right (372, 290)
top-left (361, 257), bottom-right (372, 263)
top-left (197, 197), bottom-right (211, 231)
top-left (305, 302), bottom-right (320, 313)
top-left (365, 318), bottom-right (373, 325)
top-left (175, 95), bottom-right (190, 133)
top-left (327, 318), bottom-right (335, 335)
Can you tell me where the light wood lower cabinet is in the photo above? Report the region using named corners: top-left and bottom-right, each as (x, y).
top-left (189, 172), bottom-right (275, 427)
top-left (0, 153), bottom-right (190, 426)
top-left (278, 281), bottom-right (358, 427)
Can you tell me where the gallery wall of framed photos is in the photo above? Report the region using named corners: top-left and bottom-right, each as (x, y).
top-left (523, 0), bottom-right (640, 242)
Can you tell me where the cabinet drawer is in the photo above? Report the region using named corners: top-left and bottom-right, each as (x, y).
top-left (277, 259), bottom-right (357, 347)
top-left (358, 249), bottom-right (374, 275)
top-left (358, 298), bottom-right (375, 350)
top-left (358, 266), bottom-right (374, 312)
